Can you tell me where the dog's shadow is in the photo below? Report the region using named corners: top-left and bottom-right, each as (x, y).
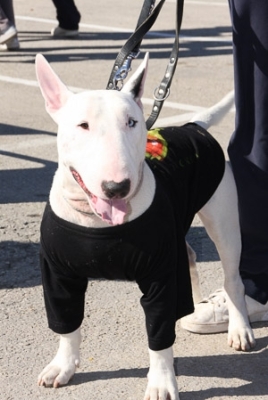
top-left (71, 335), bottom-right (268, 399)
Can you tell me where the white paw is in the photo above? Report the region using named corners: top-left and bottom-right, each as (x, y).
top-left (144, 373), bottom-right (179, 400)
top-left (228, 324), bottom-right (256, 352)
top-left (144, 377), bottom-right (179, 400)
top-left (38, 355), bottom-right (79, 388)
top-left (38, 329), bottom-right (81, 388)
top-left (145, 347), bottom-right (180, 400)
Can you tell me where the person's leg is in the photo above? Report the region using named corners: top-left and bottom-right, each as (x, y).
top-left (51, 0), bottom-right (81, 30)
top-left (228, 0), bottom-right (268, 303)
top-left (0, 2), bottom-right (17, 46)
top-left (0, 0), bottom-right (15, 26)
top-left (0, 5), bottom-right (10, 33)
top-left (181, 0), bottom-right (268, 336)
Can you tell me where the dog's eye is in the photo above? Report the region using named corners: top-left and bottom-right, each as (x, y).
top-left (78, 122), bottom-right (89, 130)
top-left (128, 118), bottom-right (137, 128)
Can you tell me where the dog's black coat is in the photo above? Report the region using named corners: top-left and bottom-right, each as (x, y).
top-left (40, 123), bottom-right (225, 351)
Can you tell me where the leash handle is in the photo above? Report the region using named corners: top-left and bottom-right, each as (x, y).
top-left (107, 0), bottom-right (157, 90)
top-left (106, 0), bottom-right (185, 129)
top-left (106, 0), bottom-right (165, 91)
top-left (133, 0), bottom-right (156, 52)
top-left (109, 0), bottom-right (156, 87)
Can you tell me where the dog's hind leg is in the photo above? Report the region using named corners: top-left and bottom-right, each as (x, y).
top-left (198, 162), bottom-right (256, 351)
top-left (38, 327), bottom-right (81, 388)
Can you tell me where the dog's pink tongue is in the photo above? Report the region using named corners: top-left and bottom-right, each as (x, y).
top-left (91, 197), bottom-right (127, 225)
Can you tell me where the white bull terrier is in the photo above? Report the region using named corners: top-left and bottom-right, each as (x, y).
top-left (35, 53), bottom-right (255, 400)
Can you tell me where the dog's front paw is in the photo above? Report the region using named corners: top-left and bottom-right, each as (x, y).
top-left (144, 348), bottom-right (180, 400)
top-left (144, 374), bottom-right (179, 400)
top-left (38, 329), bottom-right (81, 388)
top-left (38, 354), bottom-right (79, 388)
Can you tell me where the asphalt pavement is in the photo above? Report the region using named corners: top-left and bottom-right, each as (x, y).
top-left (1, 0), bottom-right (268, 399)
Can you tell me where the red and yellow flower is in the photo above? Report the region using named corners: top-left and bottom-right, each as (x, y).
top-left (146, 128), bottom-right (168, 161)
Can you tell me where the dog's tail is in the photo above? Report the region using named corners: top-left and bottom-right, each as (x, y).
top-left (190, 90), bottom-right (234, 130)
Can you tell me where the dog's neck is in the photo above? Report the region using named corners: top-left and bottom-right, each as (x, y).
top-left (49, 162), bottom-right (156, 228)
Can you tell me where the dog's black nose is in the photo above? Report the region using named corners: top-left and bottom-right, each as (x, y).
top-left (101, 179), bottom-right (131, 199)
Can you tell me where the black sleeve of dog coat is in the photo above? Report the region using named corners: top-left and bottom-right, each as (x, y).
top-left (137, 232), bottom-right (194, 351)
top-left (39, 247), bottom-right (88, 334)
top-left (138, 272), bottom-right (177, 351)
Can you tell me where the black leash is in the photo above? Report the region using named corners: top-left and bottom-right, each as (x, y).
top-left (106, 0), bottom-right (184, 130)
top-left (106, 0), bottom-right (165, 91)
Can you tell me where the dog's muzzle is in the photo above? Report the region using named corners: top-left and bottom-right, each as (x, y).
top-left (70, 167), bottom-right (129, 225)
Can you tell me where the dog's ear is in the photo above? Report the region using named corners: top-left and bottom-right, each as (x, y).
top-left (121, 52), bottom-right (149, 109)
top-left (35, 54), bottom-right (72, 121)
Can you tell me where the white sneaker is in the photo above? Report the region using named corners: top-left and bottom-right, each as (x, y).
top-left (0, 36), bottom-right (20, 51)
top-left (0, 25), bottom-right (17, 44)
top-left (51, 26), bottom-right (79, 38)
top-left (180, 288), bottom-right (268, 334)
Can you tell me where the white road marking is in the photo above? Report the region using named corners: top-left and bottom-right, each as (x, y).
top-left (0, 75), bottom-right (205, 126)
top-left (1, 10), bottom-right (231, 127)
